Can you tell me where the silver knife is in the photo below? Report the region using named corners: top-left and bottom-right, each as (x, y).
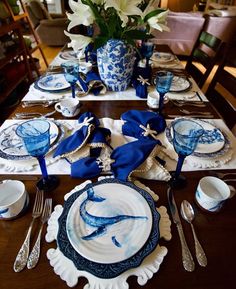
top-left (167, 187), bottom-right (195, 272)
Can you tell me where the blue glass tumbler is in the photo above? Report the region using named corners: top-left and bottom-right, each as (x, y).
top-left (61, 61), bottom-right (80, 98)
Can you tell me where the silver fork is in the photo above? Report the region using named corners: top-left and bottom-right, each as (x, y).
top-left (180, 109), bottom-right (213, 116)
top-left (22, 101), bottom-right (57, 108)
top-left (171, 100), bottom-right (206, 108)
top-left (13, 110), bottom-right (56, 119)
top-left (27, 198), bottom-right (52, 269)
top-left (13, 189), bottom-right (44, 272)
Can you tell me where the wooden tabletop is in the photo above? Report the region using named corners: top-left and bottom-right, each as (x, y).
top-left (1, 50), bottom-right (236, 289)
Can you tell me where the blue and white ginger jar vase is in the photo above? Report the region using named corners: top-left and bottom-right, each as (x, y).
top-left (97, 39), bottom-right (136, 91)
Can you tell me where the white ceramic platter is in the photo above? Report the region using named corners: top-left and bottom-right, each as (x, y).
top-left (0, 120), bottom-right (59, 160)
top-left (36, 73), bottom-right (70, 91)
top-left (151, 52), bottom-right (175, 63)
top-left (169, 76), bottom-right (191, 92)
top-left (66, 182), bottom-right (152, 264)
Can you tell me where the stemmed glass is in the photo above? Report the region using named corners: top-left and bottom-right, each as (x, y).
top-left (140, 41), bottom-right (154, 67)
top-left (61, 61), bottom-right (79, 98)
top-left (170, 119), bottom-right (204, 188)
top-left (155, 71), bottom-right (173, 114)
top-left (16, 119), bottom-right (59, 192)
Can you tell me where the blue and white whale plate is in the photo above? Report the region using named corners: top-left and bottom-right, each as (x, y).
top-left (35, 73), bottom-right (70, 92)
top-left (166, 118), bottom-right (229, 158)
top-left (57, 178), bottom-right (160, 279)
top-left (0, 120), bottom-right (64, 160)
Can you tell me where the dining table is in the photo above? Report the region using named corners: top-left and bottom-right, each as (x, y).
top-left (0, 45), bottom-right (236, 289)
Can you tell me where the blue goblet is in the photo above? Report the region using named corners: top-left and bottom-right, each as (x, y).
top-left (170, 119), bottom-right (204, 188)
top-left (140, 41), bottom-right (154, 67)
top-left (155, 71), bottom-right (173, 114)
top-left (16, 119), bottom-right (59, 192)
top-left (61, 61), bottom-right (80, 98)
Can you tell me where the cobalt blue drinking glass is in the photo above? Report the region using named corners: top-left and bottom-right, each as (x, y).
top-left (140, 41), bottom-right (154, 67)
top-left (61, 61), bottom-right (80, 98)
top-left (170, 119), bottom-right (204, 188)
top-left (16, 119), bottom-right (59, 192)
top-left (155, 71), bottom-right (173, 114)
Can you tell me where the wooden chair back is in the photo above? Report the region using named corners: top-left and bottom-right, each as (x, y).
top-left (206, 44), bottom-right (236, 129)
top-left (185, 31), bottom-right (223, 88)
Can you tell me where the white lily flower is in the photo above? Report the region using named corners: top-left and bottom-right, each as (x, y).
top-left (142, 0), bottom-right (160, 16)
top-left (64, 30), bottom-right (93, 52)
top-left (105, 0), bottom-right (143, 27)
top-left (147, 10), bottom-right (170, 32)
top-left (67, 0), bottom-right (95, 30)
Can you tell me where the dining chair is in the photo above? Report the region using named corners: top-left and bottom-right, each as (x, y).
top-left (205, 44), bottom-right (236, 129)
top-left (185, 30), bottom-right (223, 88)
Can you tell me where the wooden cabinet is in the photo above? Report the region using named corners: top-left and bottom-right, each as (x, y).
top-left (0, 20), bottom-right (32, 105)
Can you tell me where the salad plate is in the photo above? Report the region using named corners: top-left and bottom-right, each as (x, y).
top-left (35, 73), bottom-right (70, 92)
top-left (57, 178), bottom-right (160, 279)
top-left (151, 52), bottom-right (175, 63)
top-left (166, 118), bottom-right (228, 158)
top-left (0, 120), bottom-right (64, 160)
top-left (169, 76), bottom-right (191, 92)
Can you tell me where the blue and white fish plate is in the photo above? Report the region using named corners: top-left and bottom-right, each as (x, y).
top-left (35, 73), bottom-right (70, 92)
top-left (0, 120), bottom-right (62, 160)
top-left (46, 178), bottom-right (171, 288)
top-left (151, 52), bottom-right (175, 64)
top-left (166, 118), bottom-right (229, 158)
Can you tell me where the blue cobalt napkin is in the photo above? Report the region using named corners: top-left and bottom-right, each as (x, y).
top-left (121, 110), bottom-right (166, 140)
top-left (53, 112), bottom-right (110, 161)
top-left (77, 71), bottom-right (107, 96)
top-left (69, 138), bottom-right (170, 181)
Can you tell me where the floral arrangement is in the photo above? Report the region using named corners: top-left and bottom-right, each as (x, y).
top-left (65, 0), bottom-right (169, 53)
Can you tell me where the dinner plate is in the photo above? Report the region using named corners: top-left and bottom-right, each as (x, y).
top-left (57, 178), bottom-right (160, 279)
top-left (169, 76), bottom-right (191, 92)
top-left (35, 73), bottom-right (70, 92)
top-left (166, 118), bottom-right (227, 157)
top-left (151, 52), bottom-right (175, 63)
top-left (0, 120), bottom-right (63, 160)
top-left (59, 50), bottom-right (85, 61)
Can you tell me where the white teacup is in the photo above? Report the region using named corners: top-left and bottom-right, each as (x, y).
top-left (147, 90), bottom-right (169, 109)
top-left (0, 180), bottom-right (28, 220)
top-left (195, 176), bottom-right (235, 213)
top-left (79, 61), bottom-right (92, 74)
top-left (55, 98), bottom-right (81, 118)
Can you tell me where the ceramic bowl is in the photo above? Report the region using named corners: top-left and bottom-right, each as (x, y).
top-left (0, 180), bottom-right (28, 220)
top-left (78, 61), bottom-right (92, 74)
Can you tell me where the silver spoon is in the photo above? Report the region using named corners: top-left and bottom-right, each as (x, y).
top-left (180, 200), bottom-right (207, 267)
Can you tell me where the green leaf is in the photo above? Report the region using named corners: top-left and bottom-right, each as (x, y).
top-left (143, 9), bottom-right (166, 22)
top-left (123, 29), bottom-right (152, 40)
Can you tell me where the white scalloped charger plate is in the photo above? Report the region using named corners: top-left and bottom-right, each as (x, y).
top-left (169, 76), bottom-right (191, 92)
top-left (66, 182), bottom-right (152, 264)
top-left (0, 120), bottom-right (59, 160)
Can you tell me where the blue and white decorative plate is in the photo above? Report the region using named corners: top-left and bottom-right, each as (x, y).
top-left (59, 50), bottom-right (85, 61)
top-left (166, 118), bottom-right (229, 158)
top-left (57, 179), bottom-right (160, 279)
top-left (151, 52), bottom-right (175, 63)
top-left (0, 120), bottom-right (64, 160)
top-left (35, 73), bottom-right (70, 92)
top-left (169, 76), bottom-right (191, 92)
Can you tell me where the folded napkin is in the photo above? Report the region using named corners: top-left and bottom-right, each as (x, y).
top-left (53, 112), bottom-right (111, 163)
top-left (132, 64), bottom-right (152, 98)
top-left (121, 110), bottom-right (166, 139)
top-left (77, 71), bottom-right (107, 96)
top-left (70, 138), bottom-right (171, 181)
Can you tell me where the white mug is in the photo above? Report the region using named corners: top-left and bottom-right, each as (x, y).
top-left (55, 98), bottom-right (81, 118)
top-left (195, 176), bottom-right (235, 213)
top-left (147, 90), bottom-right (169, 109)
top-left (0, 180), bottom-right (28, 220)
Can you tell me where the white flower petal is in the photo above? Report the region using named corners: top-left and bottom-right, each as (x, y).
top-left (64, 31), bottom-right (92, 51)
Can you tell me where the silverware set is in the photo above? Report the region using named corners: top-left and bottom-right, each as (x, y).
top-left (13, 110), bottom-right (57, 119)
top-left (167, 187), bottom-right (207, 272)
top-left (22, 100), bottom-right (58, 108)
top-left (170, 99), bottom-right (206, 108)
top-left (13, 189), bottom-right (52, 272)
